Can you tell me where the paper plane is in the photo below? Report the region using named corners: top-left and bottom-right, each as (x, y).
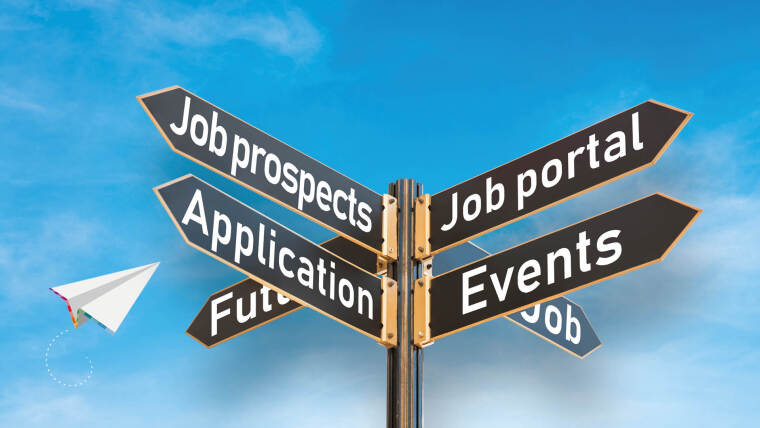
top-left (50, 262), bottom-right (159, 333)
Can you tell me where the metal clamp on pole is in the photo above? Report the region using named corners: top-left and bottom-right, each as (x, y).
top-left (382, 194), bottom-right (399, 261)
top-left (413, 276), bottom-right (433, 347)
top-left (420, 256), bottom-right (433, 278)
top-left (379, 276), bottom-right (398, 348)
top-left (414, 194), bottom-right (431, 260)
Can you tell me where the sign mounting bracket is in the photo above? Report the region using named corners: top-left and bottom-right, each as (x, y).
top-left (382, 194), bottom-right (399, 261)
top-left (413, 276), bottom-right (432, 348)
top-left (379, 277), bottom-right (398, 348)
top-left (414, 194), bottom-right (431, 260)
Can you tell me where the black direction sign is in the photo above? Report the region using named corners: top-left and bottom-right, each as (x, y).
top-left (429, 100), bottom-right (692, 254)
top-left (428, 194), bottom-right (700, 341)
top-left (435, 241), bottom-right (601, 358)
top-left (321, 235), bottom-right (385, 274)
top-left (187, 237), bottom-right (385, 348)
top-left (139, 86), bottom-right (386, 255)
top-left (155, 174), bottom-right (387, 342)
top-left (507, 298), bottom-right (601, 358)
top-left (187, 278), bottom-right (300, 348)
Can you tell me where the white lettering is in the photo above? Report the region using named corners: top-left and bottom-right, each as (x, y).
top-left (462, 265), bottom-right (488, 315)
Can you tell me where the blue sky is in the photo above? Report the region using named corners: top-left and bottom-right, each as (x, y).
top-left (1, 1), bottom-right (759, 426)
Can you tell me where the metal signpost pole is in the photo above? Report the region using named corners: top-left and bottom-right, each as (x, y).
top-left (387, 179), bottom-right (422, 428)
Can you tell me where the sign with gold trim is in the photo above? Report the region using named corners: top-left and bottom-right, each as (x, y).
top-left (187, 278), bottom-right (300, 348)
top-left (428, 101), bottom-right (692, 254)
top-left (426, 194), bottom-right (699, 342)
top-left (139, 86), bottom-right (389, 257)
top-left (433, 241), bottom-right (601, 358)
top-left (187, 236), bottom-right (386, 348)
top-left (155, 174), bottom-right (392, 344)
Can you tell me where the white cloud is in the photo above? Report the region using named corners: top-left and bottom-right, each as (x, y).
top-left (0, 86), bottom-right (46, 113)
top-left (0, 345), bottom-right (386, 428)
top-left (132, 7), bottom-right (322, 58)
top-left (3, 1), bottom-right (322, 61)
top-left (423, 326), bottom-right (760, 427)
top-left (0, 383), bottom-right (93, 426)
top-left (0, 212), bottom-right (104, 319)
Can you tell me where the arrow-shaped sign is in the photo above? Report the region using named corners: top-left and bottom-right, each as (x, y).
top-left (187, 278), bottom-right (301, 348)
top-left (426, 194), bottom-right (699, 342)
top-left (139, 86), bottom-right (391, 257)
top-left (155, 174), bottom-right (395, 346)
top-left (434, 242), bottom-right (601, 358)
top-left (428, 101), bottom-right (691, 254)
top-left (187, 236), bottom-right (385, 348)
top-left (508, 298), bottom-right (601, 358)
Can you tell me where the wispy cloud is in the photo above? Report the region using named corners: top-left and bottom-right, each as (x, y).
top-left (423, 317), bottom-right (760, 427)
top-left (3, 1), bottom-right (322, 61)
top-left (0, 381), bottom-right (93, 426)
top-left (132, 7), bottom-right (322, 59)
top-left (0, 86), bottom-right (46, 113)
top-left (45, 1), bottom-right (323, 61)
top-left (0, 212), bottom-right (104, 320)
top-left (0, 348), bottom-right (384, 428)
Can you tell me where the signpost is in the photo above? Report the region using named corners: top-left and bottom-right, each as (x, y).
top-left (418, 194), bottom-right (699, 343)
top-left (141, 87), bottom-right (699, 428)
top-left (154, 174), bottom-right (396, 346)
top-left (434, 242), bottom-right (601, 358)
top-left (139, 86), bottom-right (394, 258)
top-left (423, 101), bottom-right (692, 256)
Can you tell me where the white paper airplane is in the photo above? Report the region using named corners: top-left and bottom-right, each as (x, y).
top-left (50, 262), bottom-right (159, 334)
